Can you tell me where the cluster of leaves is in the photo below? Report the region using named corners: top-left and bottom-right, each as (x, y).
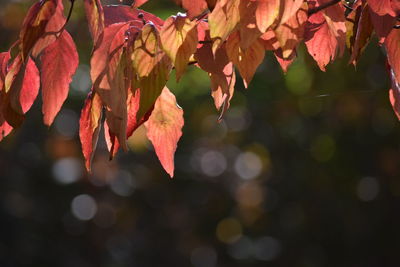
top-left (0, 0), bottom-right (399, 177)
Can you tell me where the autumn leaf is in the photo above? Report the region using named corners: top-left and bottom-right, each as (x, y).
top-left (385, 28), bottom-right (400, 84)
top-left (145, 87), bottom-right (184, 177)
top-left (173, 0), bottom-right (208, 19)
top-left (79, 91), bottom-right (103, 171)
top-left (367, 0), bottom-right (396, 16)
top-left (238, 0), bottom-right (263, 50)
top-left (132, 24), bottom-right (172, 122)
top-left (210, 62), bottom-right (236, 120)
top-left (91, 23), bottom-right (133, 151)
top-left (368, 6), bottom-right (396, 43)
top-left (208, 0), bottom-right (240, 53)
top-left (160, 14), bottom-right (198, 81)
top-left (2, 55), bottom-right (40, 128)
top-left (304, 1), bottom-right (346, 71)
top-left (40, 30), bottom-right (78, 126)
top-left (255, 0), bottom-right (280, 33)
top-left (133, 0), bottom-right (149, 8)
top-left (226, 31), bottom-right (265, 88)
top-left (19, 0), bottom-right (58, 61)
top-left (274, 3), bottom-right (308, 59)
top-left (278, 0), bottom-right (304, 25)
top-left (0, 52), bottom-right (13, 141)
top-left (348, 4), bottom-right (373, 66)
top-left (84, 0), bottom-right (105, 43)
top-left (195, 39), bottom-right (235, 117)
top-left (103, 5), bottom-right (164, 28)
top-left (274, 49), bottom-right (296, 73)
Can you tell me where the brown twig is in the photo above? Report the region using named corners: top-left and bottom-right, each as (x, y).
top-left (308, 0), bottom-right (341, 16)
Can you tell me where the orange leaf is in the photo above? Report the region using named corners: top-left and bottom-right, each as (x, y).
top-left (144, 87), bottom-right (184, 177)
top-left (208, 0), bottom-right (240, 52)
top-left (226, 31), bottom-right (265, 88)
top-left (41, 30), bottom-right (78, 126)
top-left (255, 0), bottom-right (280, 33)
top-left (79, 91), bottom-right (103, 171)
top-left (274, 3), bottom-right (308, 59)
top-left (160, 14), bottom-right (198, 81)
top-left (304, 2), bottom-right (346, 71)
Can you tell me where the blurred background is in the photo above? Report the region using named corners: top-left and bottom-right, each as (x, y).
top-left (1, 0), bottom-right (400, 266)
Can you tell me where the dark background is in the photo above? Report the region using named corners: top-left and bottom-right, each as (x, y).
top-left (1, 1), bottom-right (400, 266)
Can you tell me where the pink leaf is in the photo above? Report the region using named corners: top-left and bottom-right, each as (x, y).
top-left (41, 30), bottom-right (78, 126)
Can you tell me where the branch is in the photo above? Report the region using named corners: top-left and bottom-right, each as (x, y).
top-left (308, 0), bottom-right (341, 16)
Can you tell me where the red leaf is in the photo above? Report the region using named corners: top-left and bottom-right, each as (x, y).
top-left (84, 0), bottom-right (105, 43)
top-left (389, 68), bottom-right (400, 120)
top-left (144, 87), bottom-right (184, 177)
top-left (41, 30), bottom-right (78, 126)
top-left (348, 4), bottom-right (373, 65)
top-left (3, 55), bottom-right (40, 128)
top-left (304, 1), bottom-right (346, 71)
top-left (367, 0), bottom-right (396, 16)
top-left (31, 0), bottom-right (66, 58)
top-left (385, 28), bottom-right (400, 85)
top-left (19, 0), bottom-right (58, 61)
top-left (91, 22), bottom-right (132, 151)
top-left (0, 52), bottom-right (13, 141)
top-left (0, 52), bottom-right (11, 91)
top-left (103, 5), bottom-right (163, 28)
top-left (178, 0), bottom-right (208, 19)
top-left (133, 0), bottom-right (149, 8)
top-left (79, 91), bottom-right (103, 171)
top-left (368, 6), bottom-right (396, 43)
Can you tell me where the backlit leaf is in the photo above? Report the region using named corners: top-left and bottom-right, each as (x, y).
top-left (84, 0), bottom-right (105, 43)
top-left (19, 0), bottom-right (58, 61)
top-left (385, 28), bottom-right (400, 84)
top-left (304, 2), bottom-right (346, 71)
top-left (255, 0), bottom-right (280, 33)
top-left (144, 87), bottom-right (184, 177)
top-left (79, 91), bottom-right (103, 171)
top-left (160, 14), bottom-right (198, 81)
top-left (208, 0), bottom-right (240, 53)
top-left (41, 30), bottom-right (78, 126)
top-left (226, 31), bottom-right (265, 88)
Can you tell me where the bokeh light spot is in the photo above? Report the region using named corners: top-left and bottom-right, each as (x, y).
top-left (71, 194), bottom-right (97, 221)
top-left (356, 177), bottom-right (379, 202)
top-left (234, 152), bottom-right (263, 180)
top-left (216, 217), bottom-right (242, 244)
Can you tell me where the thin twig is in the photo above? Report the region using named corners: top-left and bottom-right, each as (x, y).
top-left (308, 0), bottom-right (341, 16)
